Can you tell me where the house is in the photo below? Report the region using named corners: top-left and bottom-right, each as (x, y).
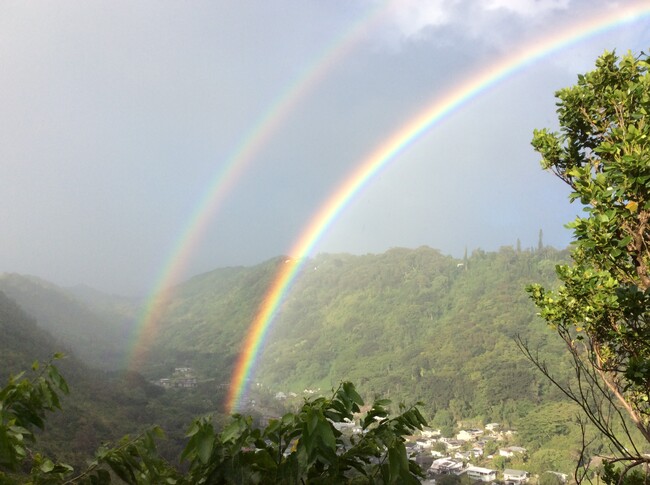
top-left (332, 420), bottom-right (356, 432)
top-left (429, 458), bottom-right (464, 475)
top-left (443, 440), bottom-right (463, 451)
top-left (504, 469), bottom-right (529, 484)
top-left (157, 376), bottom-right (197, 389)
top-left (454, 451), bottom-right (472, 461)
top-left (465, 465), bottom-right (497, 482)
top-left (499, 446), bottom-right (527, 458)
top-left (485, 423), bottom-right (500, 432)
top-left (176, 377), bottom-right (197, 388)
top-left (470, 447), bottom-right (484, 458)
top-left (456, 429), bottom-right (483, 441)
top-left (415, 439), bottom-right (435, 450)
top-left (421, 428), bottom-right (442, 438)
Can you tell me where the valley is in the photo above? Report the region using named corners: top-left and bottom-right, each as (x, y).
top-left (1, 245), bottom-right (609, 478)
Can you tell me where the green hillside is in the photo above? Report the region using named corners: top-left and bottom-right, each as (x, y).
top-left (142, 257), bottom-right (288, 382)
top-left (142, 247), bottom-right (572, 422)
top-left (0, 246), bottom-right (615, 476)
top-left (257, 247), bottom-right (571, 420)
top-left (131, 245), bottom-right (598, 473)
top-left (0, 289), bottom-right (216, 470)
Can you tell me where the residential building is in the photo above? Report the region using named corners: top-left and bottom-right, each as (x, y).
top-left (456, 429), bottom-right (483, 441)
top-left (429, 458), bottom-right (464, 475)
top-left (504, 469), bottom-right (529, 484)
top-left (499, 446), bottom-right (527, 458)
top-left (465, 465), bottom-right (497, 482)
top-left (485, 423), bottom-right (500, 432)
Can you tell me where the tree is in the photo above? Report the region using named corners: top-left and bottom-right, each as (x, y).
top-left (181, 382), bottom-right (428, 484)
top-left (0, 360), bottom-right (428, 484)
top-left (520, 50), bottom-right (650, 482)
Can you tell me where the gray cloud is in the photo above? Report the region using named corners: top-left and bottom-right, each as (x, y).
top-left (1, 1), bottom-right (648, 294)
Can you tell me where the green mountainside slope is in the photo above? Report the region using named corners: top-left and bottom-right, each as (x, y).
top-left (146, 247), bottom-right (571, 422)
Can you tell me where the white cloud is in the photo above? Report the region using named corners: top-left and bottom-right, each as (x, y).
top-left (484, 0), bottom-right (570, 17)
top-left (384, 0), bottom-right (460, 37)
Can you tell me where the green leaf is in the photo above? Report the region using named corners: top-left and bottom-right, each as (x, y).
top-left (39, 458), bottom-right (55, 473)
top-left (197, 432), bottom-right (214, 465)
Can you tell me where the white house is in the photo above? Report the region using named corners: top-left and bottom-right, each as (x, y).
top-left (504, 469), bottom-right (529, 484)
top-left (465, 465), bottom-right (497, 482)
top-left (421, 428), bottom-right (442, 438)
top-left (456, 429), bottom-right (483, 441)
top-left (499, 446), bottom-right (527, 458)
top-left (429, 458), bottom-right (464, 475)
top-left (442, 439), bottom-right (463, 451)
top-left (485, 423), bottom-right (500, 432)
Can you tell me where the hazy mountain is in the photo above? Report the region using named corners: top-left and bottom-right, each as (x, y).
top-left (66, 282), bottom-right (140, 325)
top-left (0, 273), bottom-right (131, 369)
top-left (0, 289), bottom-right (173, 468)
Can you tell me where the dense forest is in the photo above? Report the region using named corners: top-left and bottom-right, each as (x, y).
top-left (1, 244), bottom-right (601, 476)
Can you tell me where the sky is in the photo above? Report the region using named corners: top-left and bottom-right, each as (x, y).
top-left (1, 0), bottom-right (649, 296)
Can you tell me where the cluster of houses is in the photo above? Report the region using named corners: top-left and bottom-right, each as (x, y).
top-left (329, 419), bottom-right (566, 484)
top-left (404, 424), bottom-right (532, 482)
top-left (425, 459), bottom-right (529, 484)
top-left (403, 424), bottom-right (567, 484)
top-left (250, 389), bottom-right (570, 484)
top-left (156, 367), bottom-right (198, 389)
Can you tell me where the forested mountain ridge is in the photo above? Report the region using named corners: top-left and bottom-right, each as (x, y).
top-left (0, 246), bottom-right (573, 426)
top-left (143, 246), bottom-right (573, 423)
top-left (257, 247), bottom-right (571, 418)
top-left (0, 246), bottom-right (601, 475)
top-left (142, 257), bottom-right (291, 380)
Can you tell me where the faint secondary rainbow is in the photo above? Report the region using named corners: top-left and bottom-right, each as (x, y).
top-left (226, 2), bottom-right (650, 412)
top-left (126, 1), bottom-right (402, 370)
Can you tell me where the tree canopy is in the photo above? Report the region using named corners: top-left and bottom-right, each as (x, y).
top-left (526, 50), bottom-right (650, 479)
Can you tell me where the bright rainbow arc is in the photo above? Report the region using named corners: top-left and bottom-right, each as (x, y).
top-left (126, 0), bottom-right (399, 369)
top-left (226, 2), bottom-right (650, 412)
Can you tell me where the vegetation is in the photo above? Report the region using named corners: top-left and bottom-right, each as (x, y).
top-left (524, 50), bottom-right (650, 480)
top-left (0, 244), bottom-right (589, 481)
top-left (0, 361), bottom-right (427, 484)
top-left (2, 244), bottom-right (588, 475)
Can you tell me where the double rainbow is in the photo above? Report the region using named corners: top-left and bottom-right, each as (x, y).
top-left (225, 3), bottom-right (650, 412)
top-left (126, 0), bottom-right (398, 369)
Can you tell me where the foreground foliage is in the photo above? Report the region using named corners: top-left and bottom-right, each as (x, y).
top-left (0, 360), bottom-right (427, 484)
top-left (525, 50), bottom-right (650, 480)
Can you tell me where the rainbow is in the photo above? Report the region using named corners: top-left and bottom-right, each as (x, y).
top-left (126, 1), bottom-right (400, 369)
top-left (225, 2), bottom-right (650, 412)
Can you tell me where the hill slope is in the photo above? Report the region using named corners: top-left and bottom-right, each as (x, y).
top-left (144, 246), bottom-right (571, 422)
top-left (0, 274), bottom-right (133, 369)
top-left (258, 247), bottom-right (570, 419)
top-left (0, 290), bottom-right (178, 469)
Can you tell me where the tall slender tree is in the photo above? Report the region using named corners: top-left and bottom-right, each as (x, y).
top-left (522, 50), bottom-right (650, 482)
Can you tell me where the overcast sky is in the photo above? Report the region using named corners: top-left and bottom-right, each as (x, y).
top-left (2, 1), bottom-right (649, 295)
